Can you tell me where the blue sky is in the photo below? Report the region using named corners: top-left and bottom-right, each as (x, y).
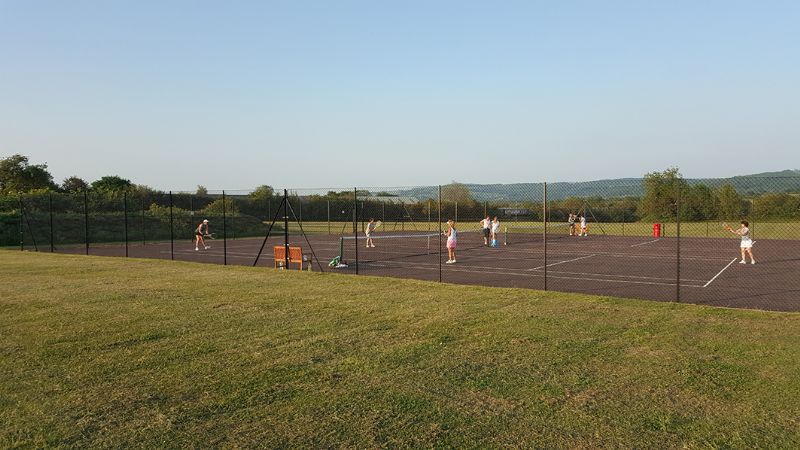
top-left (1, 1), bottom-right (798, 190)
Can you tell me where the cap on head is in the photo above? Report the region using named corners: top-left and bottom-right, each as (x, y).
top-left (203, 219), bottom-right (209, 223)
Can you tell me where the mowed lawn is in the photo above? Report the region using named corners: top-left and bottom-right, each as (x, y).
top-left (1, 252), bottom-right (799, 448)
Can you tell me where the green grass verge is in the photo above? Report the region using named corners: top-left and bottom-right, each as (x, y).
top-left (2, 251), bottom-right (799, 448)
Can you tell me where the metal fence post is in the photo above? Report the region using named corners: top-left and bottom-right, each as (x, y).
top-left (169, 191), bottom-right (174, 261)
top-left (438, 185), bottom-right (442, 283)
top-left (676, 185), bottom-right (681, 302)
top-left (18, 195), bottom-right (23, 251)
top-left (543, 183), bottom-right (548, 291)
top-left (327, 199), bottom-right (331, 235)
top-left (84, 190), bottom-right (89, 255)
top-left (354, 188), bottom-right (359, 275)
top-left (455, 201), bottom-right (458, 224)
top-left (284, 189), bottom-right (289, 269)
top-left (49, 192), bottom-right (54, 252)
top-left (222, 191), bottom-right (227, 265)
top-left (141, 195), bottom-right (146, 246)
top-left (124, 191), bottom-right (129, 257)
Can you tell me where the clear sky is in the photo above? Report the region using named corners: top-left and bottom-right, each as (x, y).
top-left (1, 1), bottom-right (798, 190)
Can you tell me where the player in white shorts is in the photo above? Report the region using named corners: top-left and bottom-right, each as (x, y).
top-left (579, 215), bottom-right (588, 237)
top-left (727, 220), bottom-right (755, 264)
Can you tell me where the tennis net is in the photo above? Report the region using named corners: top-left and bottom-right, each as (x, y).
top-left (339, 232), bottom-right (441, 263)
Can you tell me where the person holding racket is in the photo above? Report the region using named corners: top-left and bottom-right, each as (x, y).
top-left (725, 220), bottom-right (756, 264)
top-left (444, 220), bottom-right (458, 263)
top-left (365, 218), bottom-right (378, 248)
top-left (194, 219), bottom-right (211, 251)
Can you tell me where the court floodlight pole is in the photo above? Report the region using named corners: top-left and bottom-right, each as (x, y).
top-left (123, 191), bottom-right (129, 257)
top-left (543, 183), bottom-right (548, 291)
top-left (222, 191), bottom-right (227, 266)
top-left (84, 190), bottom-right (89, 255)
top-left (49, 192), bottom-right (54, 253)
top-left (675, 185), bottom-right (681, 302)
top-left (284, 189), bottom-right (289, 269)
top-left (169, 191), bottom-right (174, 261)
top-left (438, 185), bottom-right (442, 283)
top-left (354, 188), bottom-right (359, 275)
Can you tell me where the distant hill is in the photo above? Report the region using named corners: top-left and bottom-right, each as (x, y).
top-left (398, 170), bottom-right (800, 202)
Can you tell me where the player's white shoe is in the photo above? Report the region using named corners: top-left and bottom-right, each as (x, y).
top-left (204, 246), bottom-right (211, 250)
top-left (751, 260), bottom-right (756, 264)
top-left (195, 247), bottom-right (199, 251)
top-left (739, 260), bottom-right (746, 264)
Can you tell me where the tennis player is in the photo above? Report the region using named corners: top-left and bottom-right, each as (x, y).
top-left (195, 219), bottom-right (210, 251)
top-left (568, 213), bottom-right (576, 236)
top-left (579, 215), bottom-right (588, 237)
top-left (365, 218), bottom-right (377, 248)
top-left (491, 216), bottom-right (501, 247)
top-left (480, 216), bottom-right (491, 246)
top-left (444, 220), bottom-right (458, 263)
top-left (728, 220), bottom-right (756, 264)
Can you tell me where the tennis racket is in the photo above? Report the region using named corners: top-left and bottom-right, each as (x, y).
top-left (204, 233), bottom-right (217, 240)
top-left (374, 220), bottom-right (383, 229)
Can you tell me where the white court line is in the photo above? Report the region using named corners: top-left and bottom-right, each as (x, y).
top-left (359, 258), bottom-right (708, 283)
top-left (630, 239), bottom-right (661, 247)
top-left (703, 258), bottom-right (739, 288)
top-left (363, 261), bottom-right (705, 288)
top-left (529, 254), bottom-right (596, 271)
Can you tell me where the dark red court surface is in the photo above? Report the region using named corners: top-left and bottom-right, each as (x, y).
top-left (51, 231), bottom-right (800, 312)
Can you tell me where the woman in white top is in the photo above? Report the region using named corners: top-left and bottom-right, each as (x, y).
top-left (491, 216), bottom-right (501, 247)
top-left (727, 220), bottom-right (755, 264)
top-left (444, 220), bottom-right (458, 263)
top-left (579, 215), bottom-right (588, 237)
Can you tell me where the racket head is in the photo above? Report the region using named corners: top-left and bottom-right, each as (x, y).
top-left (375, 220), bottom-right (383, 228)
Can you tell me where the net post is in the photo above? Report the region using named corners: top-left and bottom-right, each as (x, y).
top-left (84, 190), bottom-right (89, 255)
top-left (676, 184), bottom-right (681, 302)
top-left (543, 182), bottom-right (548, 291)
top-left (222, 190), bottom-right (228, 266)
top-left (169, 191), bottom-right (174, 261)
top-left (354, 187), bottom-right (359, 275)
top-left (123, 191), bottom-right (129, 257)
top-left (49, 192), bottom-right (54, 253)
top-left (438, 185), bottom-right (442, 283)
top-left (284, 189), bottom-right (289, 270)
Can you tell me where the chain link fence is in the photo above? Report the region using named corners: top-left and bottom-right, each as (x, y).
top-left (3, 177), bottom-right (799, 311)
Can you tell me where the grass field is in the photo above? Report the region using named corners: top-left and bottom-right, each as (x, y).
top-left (2, 251), bottom-right (800, 448)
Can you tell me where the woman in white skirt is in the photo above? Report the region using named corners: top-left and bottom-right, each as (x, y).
top-left (727, 220), bottom-right (756, 264)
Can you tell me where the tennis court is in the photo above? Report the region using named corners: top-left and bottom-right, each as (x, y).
top-left (53, 228), bottom-right (800, 312)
